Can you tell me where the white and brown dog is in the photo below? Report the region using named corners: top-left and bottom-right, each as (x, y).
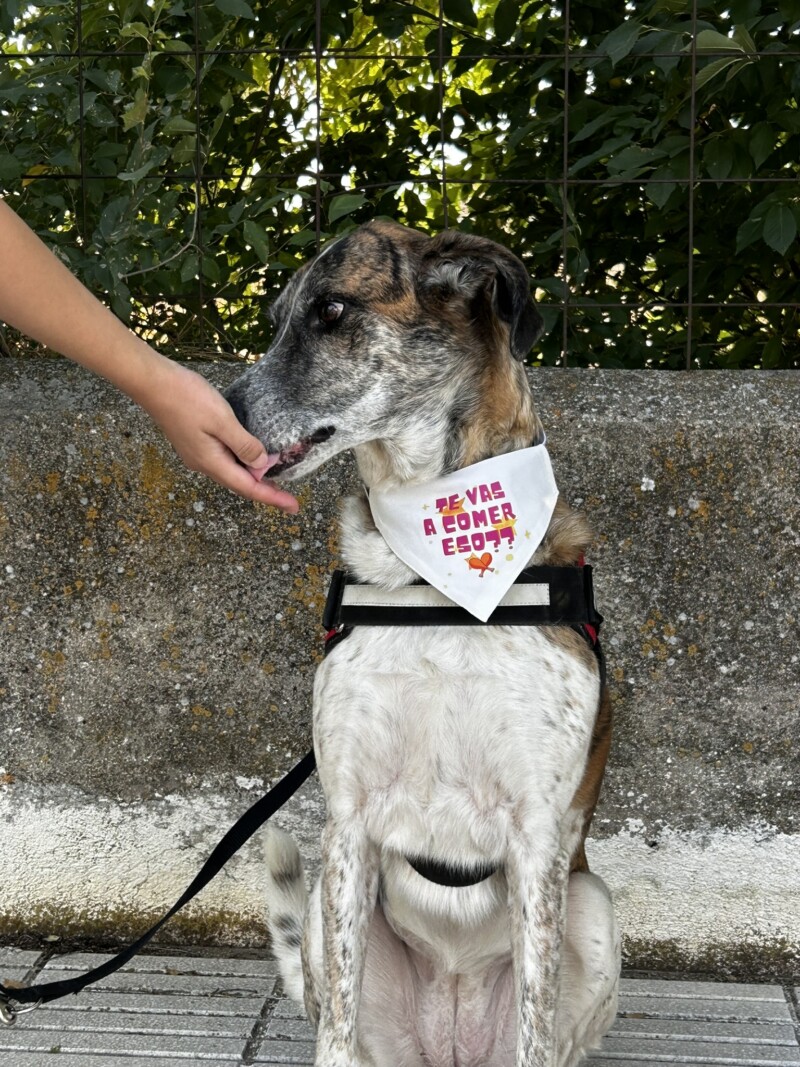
top-left (225, 221), bottom-right (619, 1067)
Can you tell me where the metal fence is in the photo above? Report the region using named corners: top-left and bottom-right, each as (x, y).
top-left (1, 1), bottom-right (798, 368)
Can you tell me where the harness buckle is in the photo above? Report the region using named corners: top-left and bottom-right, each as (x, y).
top-left (0, 994), bottom-right (41, 1026)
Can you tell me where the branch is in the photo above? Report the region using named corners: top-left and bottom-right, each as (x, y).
top-left (119, 186), bottom-right (199, 281)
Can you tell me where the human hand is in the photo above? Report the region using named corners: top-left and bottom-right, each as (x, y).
top-left (137, 360), bottom-right (299, 512)
top-left (0, 202), bottom-right (297, 510)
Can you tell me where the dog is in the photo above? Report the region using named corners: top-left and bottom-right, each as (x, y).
top-left (225, 221), bottom-right (620, 1067)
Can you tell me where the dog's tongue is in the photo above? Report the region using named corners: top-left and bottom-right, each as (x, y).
top-left (247, 453), bottom-right (281, 482)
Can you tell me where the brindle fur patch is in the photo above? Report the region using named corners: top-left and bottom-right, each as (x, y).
top-left (536, 499), bottom-right (594, 566)
top-left (569, 688), bottom-right (613, 874)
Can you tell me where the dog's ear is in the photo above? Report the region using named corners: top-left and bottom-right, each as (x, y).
top-left (416, 231), bottom-right (544, 360)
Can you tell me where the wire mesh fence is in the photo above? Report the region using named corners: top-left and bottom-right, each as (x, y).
top-left (1, 0), bottom-right (798, 368)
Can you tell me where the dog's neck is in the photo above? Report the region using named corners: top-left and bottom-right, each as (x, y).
top-left (341, 364), bottom-right (591, 586)
top-left (353, 358), bottom-right (541, 490)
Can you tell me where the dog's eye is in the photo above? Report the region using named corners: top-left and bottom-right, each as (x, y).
top-left (318, 300), bottom-right (344, 326)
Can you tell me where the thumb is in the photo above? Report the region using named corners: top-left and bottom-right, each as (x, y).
top-left (227, 426), bottom-right (268, 467)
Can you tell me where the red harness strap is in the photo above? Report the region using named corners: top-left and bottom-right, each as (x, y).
top-left (577, 556), bottom-right (598, 646)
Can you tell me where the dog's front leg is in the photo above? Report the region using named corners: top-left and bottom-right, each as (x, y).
top-left (507, 831), bottom-right (570, 1067)
top-left (316, 813), bottom-right (379, 1067)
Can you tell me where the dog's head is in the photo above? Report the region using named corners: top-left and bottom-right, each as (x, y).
top-left (225, 220), bottom-right (544, 486)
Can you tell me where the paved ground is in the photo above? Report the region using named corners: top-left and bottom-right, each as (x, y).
top-left (1, 947), bottom-right (799, 1066)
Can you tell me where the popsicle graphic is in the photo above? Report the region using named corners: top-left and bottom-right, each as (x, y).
top-left (467, 552), bottom-right (494, 577)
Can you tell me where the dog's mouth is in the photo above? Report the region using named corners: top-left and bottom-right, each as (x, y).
top-left (263, 426), bottom-right (336, 477)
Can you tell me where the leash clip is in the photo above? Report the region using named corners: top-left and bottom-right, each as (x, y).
top-left (0, 994), bottom-right (41, 1026)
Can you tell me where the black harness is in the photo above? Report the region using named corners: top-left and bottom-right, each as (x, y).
top-left (0, 562), bottom-right (603, 1022)
top-left (323, 563), bottom-right (604, 889)
top-left (323, 563), bottom-right (604, 678)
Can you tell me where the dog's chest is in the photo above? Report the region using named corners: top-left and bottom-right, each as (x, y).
top-left (313, 625), bottom-right (599, 853)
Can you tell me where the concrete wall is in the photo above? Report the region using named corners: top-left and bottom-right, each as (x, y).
top-left (1, 360), bottom-right (798, 979)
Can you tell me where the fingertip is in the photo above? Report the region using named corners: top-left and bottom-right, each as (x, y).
top-left (263, 490), bottom-right (301, 514)
top-left (201, 448), bottom-right (300, 511)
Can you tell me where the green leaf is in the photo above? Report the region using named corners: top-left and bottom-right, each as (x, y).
top-left (735, 213), bottom-right (764, 254)
top-left (694, 56), bottom-right (745, 91)
top-left (0, 85), bottom-right (37, 104)
top-left (328, 192), bottom-right (367, 223)
top-left (214, 0), bottom-right (255, 17)
top-left (66, 91), bottom-right (97, 125)
top-left (202, 255), bottom-right (221, 283)
top-left (118, 146), bottom-right (169, 181)
top-left (569, 135), bottom-right (629, 176)
top-left (243, 219), bottom-right (270, 263)
top-left (493, 0), bottom-right (521, 43)
top-left (425, 25), bottom-right (453, 68)
top-left (443, 0), bottom-right (478, 27)
top-left (704, 138), bottom-right (734, 180)
top-left (571, 248), bottom-right (589, 284)
top-left (748, 123), bottom-right (774, 169)
top-left (606, 145), bottom-right (660, 176)
top-left (724, 336), bottom-right (758, 367)
top-left (600, 20), bottom-right (642, 67)
top-left (376, 15), bottom-right (407, 38)
top-left (774, 110), bottom-right (800, 134)
top-left (731, 0), bottom-right (761, 20)
top-left (762, 203), bottom-right (797, 255)
top-left (535, 277), bottom-right (568, 300)
top-left (646, 166), bottom-right (678, 209)
top-left (118, 161), bottom-right (157, 182)
top-left (287, 230), bottom-right (318, 248)
top-left (119, 21), bottom-right (149, 39)
top-left (228, 199), bottom-right (247, 224)
top-left (0, 153), bottom-right (24, 181)
top-left (731, 25), bottom-right (757, 53)
top-left (180, 252), bottom-right (199, 284)
top-left (571, 109), bottom-right (624, 146)
top-left (761, 338), bottom-right (783, 368)
top-left (97, 197), bottom-right (129, 240)
top-left (162, 115), bottom-right (197, 136)
top-left (694, 29), bottom-right (744, 52)
top-left (508, 120), bottom-right (536, 152)
top-left (122, 90), bottom-right (148, 131)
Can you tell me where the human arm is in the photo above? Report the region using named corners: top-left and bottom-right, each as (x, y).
top-left (0, 199), bottom-right (298, 511)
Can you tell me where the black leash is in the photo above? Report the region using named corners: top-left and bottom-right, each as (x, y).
top-left (0, 749), bottom-right (316, 1024)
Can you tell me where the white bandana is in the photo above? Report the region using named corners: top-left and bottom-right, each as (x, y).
top-left (368, 444), bottom-right (559, 622)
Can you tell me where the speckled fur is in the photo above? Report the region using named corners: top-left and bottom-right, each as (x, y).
top-left (230, 222), bottom-right (620, 1067)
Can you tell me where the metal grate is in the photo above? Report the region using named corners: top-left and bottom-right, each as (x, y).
top-left (1, 947), bottom-right (799, 1066)
top-left (0, 2), bottom-right (798, 368)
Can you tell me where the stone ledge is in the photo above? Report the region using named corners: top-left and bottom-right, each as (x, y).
top-left (1, 361), bottom-right (798, 971)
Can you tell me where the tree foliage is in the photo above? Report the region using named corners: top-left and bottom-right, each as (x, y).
top-left (1, 0), bottom-right (799, 367)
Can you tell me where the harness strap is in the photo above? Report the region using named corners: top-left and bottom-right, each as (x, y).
top-left (324, 564), bottom-right (603, 632)
top-left (0, 750), bottom-right (316, 1018)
